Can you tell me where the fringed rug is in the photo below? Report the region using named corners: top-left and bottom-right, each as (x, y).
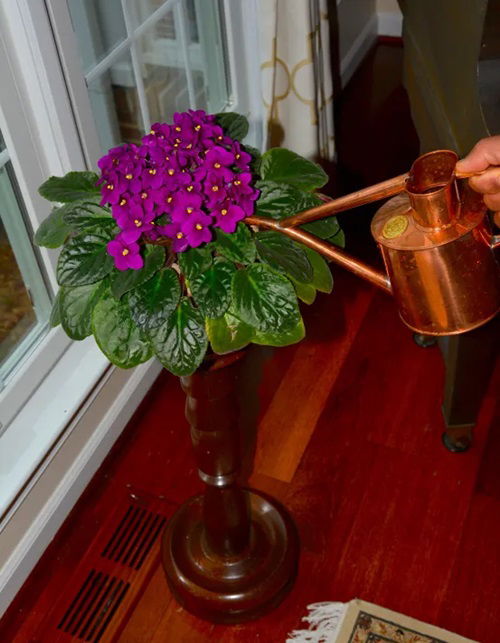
top-left (287, 599), bottom-right (477, 643)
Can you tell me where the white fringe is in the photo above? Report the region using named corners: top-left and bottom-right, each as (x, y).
top-left (286, 602), bottom-right (348, 643)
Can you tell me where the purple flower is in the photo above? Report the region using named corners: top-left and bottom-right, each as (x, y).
top-left (213, 203), bottom-right (246, 234)
top-left (194, 146), bottom-right (235, 182)
top-left (203, 172), bottom-right (227, 207)
top-left (162, 222), bottom-right (189, 252)
top-left (107, 235), bottom-right (144, 271)
top-left (171, 192), bottom-right (203, 223)
top-left (100, 172), bottom-right (126, 205)
top-left (230, 142), bottom-right (252, 170)
top-left (181, 213), bottom-right (213, 247)
top-left (118, 204), bottom-right (155, 243)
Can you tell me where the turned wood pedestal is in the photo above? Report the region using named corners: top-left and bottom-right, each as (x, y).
top-left (161, 350), bottom-right (299, 624)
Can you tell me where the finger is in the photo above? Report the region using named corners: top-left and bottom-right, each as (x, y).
top-left (455, 135), bottom-right (500, 173)
top-left (468, 167), bottom-right (500, 194)
top-left (483, 193), bottom-right (500, 211)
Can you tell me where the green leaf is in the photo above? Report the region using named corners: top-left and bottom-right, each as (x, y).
top-left (178, 245), bottom-right (213, 280)
top-left (255, 230), bottom-right (313, 283)
top-left (253, 317), bottom-right (305, 347)
top-left (34, 205), bottom-right (72, 248)
top-left (92, 291), bottom-right (153, 368)
top-left (244, 145), bottom-right (262, 174)
top-left (215, 112), bottom-right (249, 141)
top-left (111, 245), bottom-right (165, 299)
top-left (304, 247), bottom-right (333, 293)
top-left (39, 171), bottom-right (100, 203)
top-left (190, 258), bottom-right (236, 318)
top-left (255, 181), bottom-right (320, 220)
top-left (302, 214), bottom-right (341, 240)
top-left (128, 268), bottom-right (180, 331)
top-left (62, 199), bottom-right (112, 229)
top-left (57, 226), bottom-right (115, 286)
top-left (60, 280), bottom-right (105, 340)
top-left (231, 264), bottom-right (300, 333)
top-left (148, 298), bottom-right (208, 376)
top-left (49, 290), bottom-right (62, 327)
top-left (260, 148), bottom-right (328, 191)
top-left (206, 311), bottom-right (255, 354)
top-left (328, 227), bottom-right (346, 248)
top-left (215, 224), bottom-right (256, 264)
top-left (292, 278), bottom-right (317, 304)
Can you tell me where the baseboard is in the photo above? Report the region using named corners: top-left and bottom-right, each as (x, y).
top-left (377, 11), bottom-right (403, 38)
top-left (0, 358), bottom-right (163, 617)
top-left (340, 13), bottom-right (378, 88)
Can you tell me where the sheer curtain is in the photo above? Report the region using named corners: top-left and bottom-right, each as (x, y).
top-left (259, 0), bottom-right (335, 160)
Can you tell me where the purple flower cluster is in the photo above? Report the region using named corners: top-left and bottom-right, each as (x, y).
top-left (98, 110), bottom-right (259, 270)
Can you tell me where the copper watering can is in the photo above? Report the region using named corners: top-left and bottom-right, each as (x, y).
top-left (248, 150), bottom-right (500, 336)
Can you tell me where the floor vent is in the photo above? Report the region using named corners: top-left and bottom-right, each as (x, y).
top-left (57, 570), bottom-right (129, 642)
top-left (101, 504), bottom-right (167, 570)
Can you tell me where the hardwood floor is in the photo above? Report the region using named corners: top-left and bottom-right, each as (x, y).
top-left (1, 42), bottom-right (499, 642)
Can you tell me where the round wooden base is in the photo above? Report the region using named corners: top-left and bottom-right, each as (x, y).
top-left (161, 490), bottom-right (299, 624)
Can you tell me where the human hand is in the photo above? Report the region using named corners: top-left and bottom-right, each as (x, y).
top-left (455, 135), bottom-right (500, 211)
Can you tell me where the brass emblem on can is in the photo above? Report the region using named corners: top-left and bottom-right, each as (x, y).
top-left (383, 215), bottom-right (408, 239)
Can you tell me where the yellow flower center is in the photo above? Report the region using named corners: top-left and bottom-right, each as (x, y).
top-left (221, 208), bottom-right (228, 216)
top-left (187, 185), bottom-right (194, 192)
top-left (173, 143), bottom-right (179, 148)
top-left (212, 186), bottom-right (219, 192)
top-left (176, 232), bottom-right (184, 239)
top-left (149, 169), bottom-right (156, 175)
top-left (106, 184), bottom-right (114, 190)
top-left (186, 207), bottom-right (193, 214)
top-left (175, 138), bottom-right (181, 144)
top-left (125, 173), bottom-right (133, 180)
top-left (165, 155), bottom-right (170, 161)
top-left (236, 154), bottom-right (240, 160)
top-left (167, 196), bottom-right (173, 203)
top-left (217, 136), bottom-right (223, 141)
top-left (149, 129), bottom-right (155, 135)
top-left (119, 198), bottom-right (127, 206)
top-left (134, 219), bottom-right (142, 227)
top-left (234, 180), bottom-right (241, 186)
top-left (214, 162), bottom-right (221, 169)
top-left (122, 248), bottom-right (129, 256)
top-left (168, 169), bottom-right (175, 176)
top-left (141, 191), bottom-right (148, 199)
top-left (194, 125), bottom-right (201, 131)
top-left (186, 143), bottom-right (192, 149)
top-left (195, 224), bottom-right (203, 230)
top-left (175, 126), bottom-right (181, 132)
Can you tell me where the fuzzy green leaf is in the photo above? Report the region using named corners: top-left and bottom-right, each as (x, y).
top-left (253, 317), bottom-right (305, 347)
top-left (148, 298), bottom-right (208, 376)
top-left (60, 280), bottom-right (106, 340)
top-left (292, 279), bottom-right (317, 304)
top-left (128, 268), bottom-right (180, 330)
top-left (49, 290), bottom-right (62, 327)
top-left (304, 247), bottom-right (333, 293)
top-left (215, 224), bottom-right (256, 264)
top-left (215, 112), bottom-right (249, 141)
top-left (34, 206), bottom-right (72, 248)
top-left (39, 171), bottom-right (100, 203)
top-left (231, 264), bottom-right (300, 333)
top-left (260, 149), bottom-right (328, 191)
top-left (57, 225), bottom-right (115, 286)
top-left (206, 311), bottom-right (255, 354)
top-left (255, 230), bottom-right (313, 283)
top-left (178, 246), bottom-right (213, 280)
top-left (92, 291), bottom-right (152, 368)
top-left (255, 181), bottom-right (320, 220)
top-left (111, 245), bottom-right (165, 299)
top-left (190, 258), bottom-right (236, 318)
top-left (62, 199), bottom-right (112, 229)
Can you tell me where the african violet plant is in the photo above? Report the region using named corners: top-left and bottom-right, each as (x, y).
top-left (34, 111), bottom-right (344, 376)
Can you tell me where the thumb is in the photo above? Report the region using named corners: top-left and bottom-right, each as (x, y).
top-left (456, 136), bottom-right (500, 173)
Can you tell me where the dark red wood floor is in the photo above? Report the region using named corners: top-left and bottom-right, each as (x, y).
top-left (1, 42), bottom-right (499, 642)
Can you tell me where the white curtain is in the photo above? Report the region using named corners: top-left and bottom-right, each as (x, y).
top-left (259, 0), bottom-right (335, 161)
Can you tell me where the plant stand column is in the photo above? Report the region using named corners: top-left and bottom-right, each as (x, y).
top-left (161, 351), bottom-right (299, 624)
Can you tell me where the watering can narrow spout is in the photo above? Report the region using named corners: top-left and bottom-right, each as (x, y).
top-left (248, 149), bottom-right (500, 336)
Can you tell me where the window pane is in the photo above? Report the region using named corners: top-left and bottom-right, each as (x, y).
top-left (87, 52), bottom-right (143, 150)
top-left (0, 160), bottom-right (50, 385)
top-left (68, 0), bottom-right (128, 74)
